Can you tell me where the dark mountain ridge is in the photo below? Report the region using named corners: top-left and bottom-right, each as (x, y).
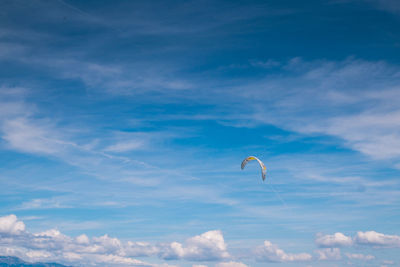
top-left (0, 256), bottom-right (70, 267)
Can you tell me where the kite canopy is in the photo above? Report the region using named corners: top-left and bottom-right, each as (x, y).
top-left (241, 156), bottom-right (267, 181)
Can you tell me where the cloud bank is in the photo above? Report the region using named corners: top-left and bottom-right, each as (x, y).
top-left (7, 215), bottom-right (394, 266)
top-left (316, 231), bottom-right (400, 248)
top-left (0, 214), bottom-right (228, 266)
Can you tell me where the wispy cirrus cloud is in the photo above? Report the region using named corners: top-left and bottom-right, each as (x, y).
top-left (2, 117), bottom-right (74, 155)
top-left (4, 18), bottom-right (400, 164)
top-left (2, 0), bottom-right (400, 164)
top-left (233, 58), bottom-right (400, 161)
top-left (104, 140), bottom-right (144, 153)
top-left (17, 198), bottom-right (71, 210)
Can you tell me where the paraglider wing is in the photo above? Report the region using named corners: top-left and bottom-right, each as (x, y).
top-left (241, 156), bottom-right (267, 181)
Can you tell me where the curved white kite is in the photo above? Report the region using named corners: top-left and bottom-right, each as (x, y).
top-left (241, 156), bottom-right (267, 181)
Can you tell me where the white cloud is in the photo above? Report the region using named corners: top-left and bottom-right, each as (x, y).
top-left (3, 216), bottom-right (400, 266)
top-left (255, 240), bottom-right (312, 262)
top-left (354, 231), bottom-right (400, 247)
top-left (345, 253), bottom-right (375, 260)
top-left (159, 242), bottom-right (185, 260)
top-left (215, 261), bottom-right (248, 267)
top-left (0, 215), bottom-right (229, 266)
top-left (315, 232), bottom-right (353, 247)
top-left (315, 248), bottom-right (341, 260)
top-left (0, 214), bottom-right (26, 235)
top-left (125, 241), bottom-right (159, 257)
top-left (159, 230), bottom-right (230, 261)
top-left (76, 234), bottom-right (90, 245)
top-left (315, 230), bottom-right (400, 250)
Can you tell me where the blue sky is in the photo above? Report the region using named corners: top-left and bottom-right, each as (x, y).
top-left (1, 0), bottom-right (400, 266)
